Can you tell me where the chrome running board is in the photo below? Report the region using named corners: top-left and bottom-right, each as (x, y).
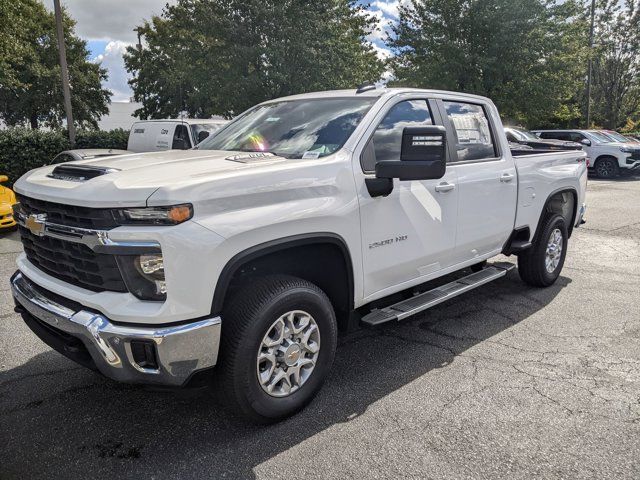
top-left (361, 262), bottom-right (515, 326)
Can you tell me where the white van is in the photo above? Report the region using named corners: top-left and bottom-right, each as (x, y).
top-left (127, 119), bottom-right (228, 153)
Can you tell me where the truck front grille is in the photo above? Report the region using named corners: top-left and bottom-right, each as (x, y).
top-left (19, 225), bottom-right (127, 292)
top-left (17, 194), bottom-right (119, 229)
top-left (16, 195), bottom-right (127, 293)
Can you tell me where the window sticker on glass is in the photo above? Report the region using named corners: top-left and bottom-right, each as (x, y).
top-left (265, 117), bottom-right (280, 122)
top-left (302, 151), bottom-right (321, 159)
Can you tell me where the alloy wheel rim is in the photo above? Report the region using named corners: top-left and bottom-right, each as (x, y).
top-left (545, 228), bottom-right (563, 273)
top-left (598, 161), bottom-right (613, 176)
top-left (256, 310), bottom-right (320, 397)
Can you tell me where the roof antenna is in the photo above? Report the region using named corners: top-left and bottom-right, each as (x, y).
top-left (356, 82), bottom-right (376, 94)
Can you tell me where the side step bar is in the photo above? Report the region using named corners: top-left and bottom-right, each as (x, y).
top-left (361, 262), bottom-right (515, 326)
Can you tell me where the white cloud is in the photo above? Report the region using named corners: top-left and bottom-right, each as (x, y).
top-left (371, 1), bottom-right (401, 19)
top-left (44, 0), bottom-right (175, 43)
top-left (93, 41), bottom-right (134, 102)
top-left (44, 1), bottom-right (174, 102)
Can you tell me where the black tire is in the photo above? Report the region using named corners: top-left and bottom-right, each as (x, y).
top-left (518, 213), bottom-right (568, 287)
top-left (595, 157), bottom-right (619, 178)
top-left (218, 275), bottom-right (337, 423)
top-left (470, 260), bottom-right (487, 273)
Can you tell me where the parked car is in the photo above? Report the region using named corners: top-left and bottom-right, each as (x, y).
top-left (0, 175), bottom-right (17, 231)
top-left (505, 127), bottom-right (582, 151)
top-left (51, 149), bottom-right (132, 164)
top-left (598, 130), bottom-right (640, 144)
top-left (11, 87), bottom-right (587, 422)
top-left (533, 129), bottom-right (640, 178)
top-left (127, 119), bottom-right (228, 153)
top-left (508, 141), bottom-right (534, 153)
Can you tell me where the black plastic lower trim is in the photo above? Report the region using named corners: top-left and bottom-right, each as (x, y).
top-left (19, 309), bottom-right (96, 371)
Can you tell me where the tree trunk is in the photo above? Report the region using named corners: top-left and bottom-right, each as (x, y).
top-left (29, 113), bottom-right (38, 129)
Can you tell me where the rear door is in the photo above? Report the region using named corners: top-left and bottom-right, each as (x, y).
top-left (437, 99), bottom-right (517, 260)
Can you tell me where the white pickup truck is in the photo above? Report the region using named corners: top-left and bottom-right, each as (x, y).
top-left (10, 87), bottom-right (587, 422)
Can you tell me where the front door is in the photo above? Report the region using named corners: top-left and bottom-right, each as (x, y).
top-left (355, 98), bottom-right (459, 300)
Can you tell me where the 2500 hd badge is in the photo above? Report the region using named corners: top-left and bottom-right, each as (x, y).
top-left (369, 235), bottom-right (408, 249)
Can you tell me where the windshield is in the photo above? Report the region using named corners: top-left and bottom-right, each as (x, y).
top-left (197, 98), bottom-right (376, 158)
top-left (586, 131), bottom-right (615, 143)
top-left (601, 131), bottom-right (629, 143)
top-left (514, 128), bottom-right (539, 141)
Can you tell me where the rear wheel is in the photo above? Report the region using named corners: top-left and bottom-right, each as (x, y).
top-left (219, 275), bottom-right (337, 423)
top-left (518, 213), bottom-right (567, 287)
top-left (595, 157), bottom-right (619, 178)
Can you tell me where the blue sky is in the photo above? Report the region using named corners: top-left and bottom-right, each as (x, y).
top-left (46, 0), bottom-right (400, 102)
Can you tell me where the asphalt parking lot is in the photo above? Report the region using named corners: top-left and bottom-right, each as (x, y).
top-left (1, 174), bottom-right (639, 479)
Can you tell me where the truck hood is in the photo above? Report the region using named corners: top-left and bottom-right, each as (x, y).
top-left (13, 149), bottom-right (290, 207)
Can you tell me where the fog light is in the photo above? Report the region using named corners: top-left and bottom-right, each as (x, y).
top-left (137, 254), bottom-right (166, 295)
top-left (139, 254), bottom-right (163, 275)
top-left (116, 253), bottom-right (167, 301)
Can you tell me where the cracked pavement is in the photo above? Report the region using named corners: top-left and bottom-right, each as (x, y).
top-left (1, 174), bottom-right (639, 479)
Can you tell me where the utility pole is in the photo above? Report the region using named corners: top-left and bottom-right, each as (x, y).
top-left (585, 0), bottom-right (596, 128)
top-left (53, 0), bottom-right (75, 146)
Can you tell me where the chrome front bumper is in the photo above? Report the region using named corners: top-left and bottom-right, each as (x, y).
top-left (11, 272), bottom-right (221, 387)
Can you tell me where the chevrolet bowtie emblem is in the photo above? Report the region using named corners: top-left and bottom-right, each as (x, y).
top-left (25, 214), bottom-right (47, 236)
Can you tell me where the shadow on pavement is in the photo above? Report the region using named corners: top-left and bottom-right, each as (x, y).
top-left (0, 269), bottom-right (570, 479)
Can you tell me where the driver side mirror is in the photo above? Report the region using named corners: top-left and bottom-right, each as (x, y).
top-left (366, 126), bottom-right (447, 197)
top-left (580, 139), bottom-right (591, 146)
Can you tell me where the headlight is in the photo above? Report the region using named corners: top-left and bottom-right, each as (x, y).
top-left (116, 253), bottom-right (166, 301)
top-left (111, 204), bottom-right (193, 226)
top-left (620, 147), bottom-right (636, 153)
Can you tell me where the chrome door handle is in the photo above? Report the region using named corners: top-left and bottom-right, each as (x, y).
top-left (435, 182), bottom-right (455, 193)
top-left (500, 172), bottom-right (515, 182)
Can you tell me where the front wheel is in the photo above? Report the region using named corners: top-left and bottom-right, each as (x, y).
top-left (518, 213), bottom-right (568, 287)
top-left (219, 275), bottom-right (337, 423)
top-left (595, 157), bottom-right (619, 178)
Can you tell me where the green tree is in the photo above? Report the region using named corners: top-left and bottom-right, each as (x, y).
top-left (0, 0), bottom-right (111, 129)
top-left (589, 0), bottom-right (640, 129)
top-left (124, 0), bottom-right (384, 119)
top-left (387, 0), bottom-right (587, 127)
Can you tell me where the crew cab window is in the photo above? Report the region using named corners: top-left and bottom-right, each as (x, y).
top-left (361, 100), bottom-right (433, 172)
top-left (172, 124), bottom-right (191, 149)
top-left (568, 132), bottom-right (586, 142)
top-left (444, 101), bottom-right (496, 161)
top-left (539, 131), bottom-right (578, 142)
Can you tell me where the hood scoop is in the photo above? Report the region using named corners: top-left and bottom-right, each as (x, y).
top-left (47, 164), bottom-right (121, 182)
top-left (225, 152), bottom-right (277, 163)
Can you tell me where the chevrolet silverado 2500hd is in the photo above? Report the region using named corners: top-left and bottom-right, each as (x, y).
top-left (10, 87), bottom-right (587, 422)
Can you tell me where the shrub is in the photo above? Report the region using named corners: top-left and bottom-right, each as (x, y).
top-left (75, 128), bottom-right (129, 150)
top-left (0, 128), bottom-right (129, 185)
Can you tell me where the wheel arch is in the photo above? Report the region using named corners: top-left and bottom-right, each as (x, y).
top-left (212, 233), bottom-right (355, 330)
top-left (532, 187), bottom-right (578, 242)
top-left (594, 154), bottom-right (619, 164)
